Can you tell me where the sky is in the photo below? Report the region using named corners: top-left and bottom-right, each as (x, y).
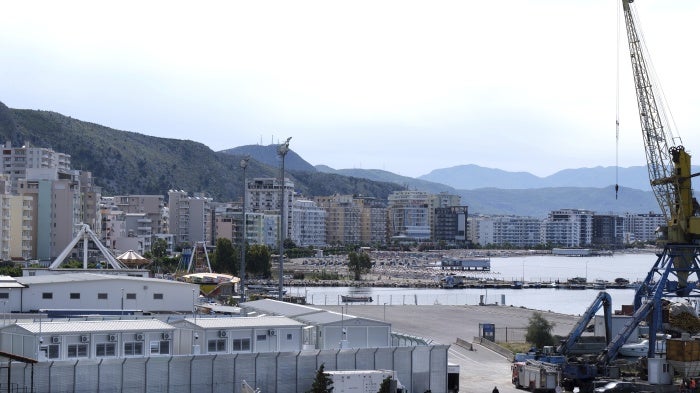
top-left (1, 1), bottom-right (699, 179)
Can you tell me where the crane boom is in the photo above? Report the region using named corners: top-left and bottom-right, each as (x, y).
top-left (621, 0), bottom-right (700, 245)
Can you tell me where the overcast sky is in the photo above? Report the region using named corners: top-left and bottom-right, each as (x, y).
top-left (1, 1), bottom-right (699, 178)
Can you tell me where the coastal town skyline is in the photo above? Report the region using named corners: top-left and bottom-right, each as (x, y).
top-left (2, 1), bottom-right (700, 178)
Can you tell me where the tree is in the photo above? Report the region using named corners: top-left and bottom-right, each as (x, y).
top-left (525, 311), bottom-right (556, 348)
top-left (151, 238), bottom-right (168, 259)
top-left (308, 363), bottom-right (333, 393)
top-left (347, 251), bottom-right (372, 281)
top-left (247, 244), bottom-right (272, 278)
top-left (377, 376), bottom-right (393, 393)
top-left (213, 238), bottom-right (238, 274)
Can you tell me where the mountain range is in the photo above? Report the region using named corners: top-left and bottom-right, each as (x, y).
top-left (0, 101), bottom-right (668, 217)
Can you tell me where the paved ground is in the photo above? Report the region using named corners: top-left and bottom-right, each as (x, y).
top-left (320, 304), bottom-right (581, 393)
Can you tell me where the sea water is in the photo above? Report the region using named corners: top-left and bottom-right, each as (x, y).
top-left (290, 252), bottom-right (668, 315)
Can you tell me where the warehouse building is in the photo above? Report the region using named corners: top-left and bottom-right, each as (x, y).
top-left (9, 273), bottom-right (199, 314)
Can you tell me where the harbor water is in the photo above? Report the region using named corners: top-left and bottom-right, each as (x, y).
top-left (288, 252), bottom-right (667, 315)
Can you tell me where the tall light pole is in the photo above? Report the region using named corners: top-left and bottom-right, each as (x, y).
top-left (277, 137), bottom-right (291, 300)
top-left (240, 156), bottom-right (250, 303)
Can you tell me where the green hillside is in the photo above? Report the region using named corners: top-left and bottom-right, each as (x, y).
top-left (0, 102), bottom-right (402, 200)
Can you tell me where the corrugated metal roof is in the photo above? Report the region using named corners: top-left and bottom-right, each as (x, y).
top-left (240, 299), bottom-right (323, 317)
top-left (294, 311), bottom-right (357, 325)
top-left (13, 319), bottom-right (174, 334)
top-left (181, 316), bottom-right (303, 329)
top-left (0, 275), bottom-right (26, 288)
top-left (16, 273), bottom-right (192, 286)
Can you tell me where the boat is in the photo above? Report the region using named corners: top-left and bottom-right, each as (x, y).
top-left (619, 336), bottom-right (669, 357)
top-left (341, 295), bottom-right (373, 303)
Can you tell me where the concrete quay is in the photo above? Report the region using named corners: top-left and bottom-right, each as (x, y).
top-left (319, 304), bottom-right (580, 393)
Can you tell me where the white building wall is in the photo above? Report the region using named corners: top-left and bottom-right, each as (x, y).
top-left (15, 276), bottom-right (199, 313)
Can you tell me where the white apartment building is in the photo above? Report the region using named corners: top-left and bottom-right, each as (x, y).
top-left (246, 178), bottom-right (294, 242)
top-left (624, 212), bottom-right (667, 243)
top-left (387, 191), bottom-right (433, 242)
top-left (0, 143), bottom-right (71, 194)
top-left (470, 215), bottom-right (542, 247)
top-left (541, 209), bottom-right (594, 247)
top-left (291, 199), bottom-right (326, 247)
top-left (168, 190), bottom-right (213, 247)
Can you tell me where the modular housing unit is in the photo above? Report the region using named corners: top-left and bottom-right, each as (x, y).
top-left (170, 315), bottom-right (304, 355)
top-left (0, 319), bottom-right (175, 361)
top-left (13, 273), bottom-right (199, 313)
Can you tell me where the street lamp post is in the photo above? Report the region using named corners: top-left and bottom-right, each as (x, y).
top-left (277, 137), bottom-right (291, 301)
top-left (240, 156), bottom-right (250, 303)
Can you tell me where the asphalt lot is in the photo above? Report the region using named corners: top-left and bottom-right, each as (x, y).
top-left (320, 304), bottom-right (581, 393)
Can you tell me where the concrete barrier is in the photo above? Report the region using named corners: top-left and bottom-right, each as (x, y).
top-left (454, 337), bottom-right (473, 351)
top-left (473, 336), bottom-right (515, 361)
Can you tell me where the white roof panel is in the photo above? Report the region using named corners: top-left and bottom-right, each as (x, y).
top-left (13, 319), bottom-right (174, 334)
top-left (183, 316), bottom-right (303, 329)
top-left (16, 273), bottom-right (192, 286)
top-left (240, 299), bottom-right (323, 317)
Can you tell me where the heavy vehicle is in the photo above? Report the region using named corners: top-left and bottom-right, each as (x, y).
top-left (621, 0), bottom-right (700, 358)
top-left (512, 360), bottom-right (560, 392)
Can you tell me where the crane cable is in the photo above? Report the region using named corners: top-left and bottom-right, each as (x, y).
top-left (615, 0), bottom-right (620, 200)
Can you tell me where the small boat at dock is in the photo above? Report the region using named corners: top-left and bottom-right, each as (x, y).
top-left (341, 295), bottom-right (373, 303)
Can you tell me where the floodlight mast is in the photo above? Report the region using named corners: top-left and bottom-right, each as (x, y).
top-left (240, 156), bottom-right (249, 303)
top-left (277, 137), bottom-right (291, 300)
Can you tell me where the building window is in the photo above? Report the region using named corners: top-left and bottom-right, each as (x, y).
top-left (126, 293), bottom-right (136, 300)
top-left (42, 292), bottom-right (53, 299)
top-left (256, 334), bottom-right (267, 341)
top-left (96, 343), bottom-right (116, 357)
top-left (287, 333), bottom-right (293, 340)
top-left (150, 340), bottom-right (170, 355)
top-left (67, 344), bottom-right (88, 358)
top-left (232, 338), bottom-right (251, 352)
top-left (153, 293), bottom-right (163, 300)
top-left (124, 342), bottom-right (143, 356)
top-left (0, 293), bottom-right (8, 299)
top-left (97, 293), bottom-right (108, 300)
top-left (70, 293), bottom-right (80, 300)
top-left (208, 339), bottom-right (227, 352)
top-left (40, 344), bottom-right (60, 359)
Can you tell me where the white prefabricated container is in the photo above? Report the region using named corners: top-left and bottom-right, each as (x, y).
top-left (325, 370), bottom-right (399, 393)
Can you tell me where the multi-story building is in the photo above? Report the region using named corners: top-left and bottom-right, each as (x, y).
top-left (592, 214), bottom-right (624, 247)
top-left (314, 195), bottom-right (360, 246)
top-left (0, 143), bottom-right (71, 194)
top-left (8, 193), bottom-right (34, 260)
top-left (114, 195), bottom-right (165, 238)
top-left (79, 171), bottom-right (101, 236)
top-left (355, 197), bottom-right (387, 246)
top-left (541, 209), bottom-right (594, 248)
top-left (623, 212), bottom-right (666, 243)
top-left (468, 215), bottom-right (542, 247)
top-left (167, 190), bottom-right (213, 247)
top-left (387, 191), bottom-right (432, 242)
top-left (434, 206), bottom-right (468, 245)
top-left (291, 199), bottom-right (326, 247)
top-left (246, 178), bottom-right (294, 243)
top-left (0, 176), bottom-right (11, 260)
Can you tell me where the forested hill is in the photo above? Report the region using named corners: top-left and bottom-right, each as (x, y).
top-left (0, 102), bottom-right (402, 200)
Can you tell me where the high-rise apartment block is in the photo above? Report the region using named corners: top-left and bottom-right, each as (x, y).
top-left (291, 199), bottom-right (326, 247)
top-left (1, 143), bottom-right (71, 194)
top-left (541, 209), bottom-right (594, 248)
top-left (168, 190), bottom-right (213, 247)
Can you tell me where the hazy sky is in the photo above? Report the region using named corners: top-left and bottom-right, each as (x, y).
top-left (1, 1), bottom-right (699, 178)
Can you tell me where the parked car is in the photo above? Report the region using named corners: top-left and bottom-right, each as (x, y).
top-left (594, 381), bottom-right (636, 393)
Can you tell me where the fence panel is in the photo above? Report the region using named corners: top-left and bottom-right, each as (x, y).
top-left (254, 353), bottom-right (277, 393)
top-left (169, 356), bottom-right (192, 393)
top-left (211, 354), bottom-right (235, 393)
top-left (75, 360), bottom-right (100, 393)
top-left (145, 357), bottom-right (170, 393)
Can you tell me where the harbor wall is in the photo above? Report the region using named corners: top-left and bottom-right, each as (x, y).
top-left (2, 345), bottom-right (448, 393)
